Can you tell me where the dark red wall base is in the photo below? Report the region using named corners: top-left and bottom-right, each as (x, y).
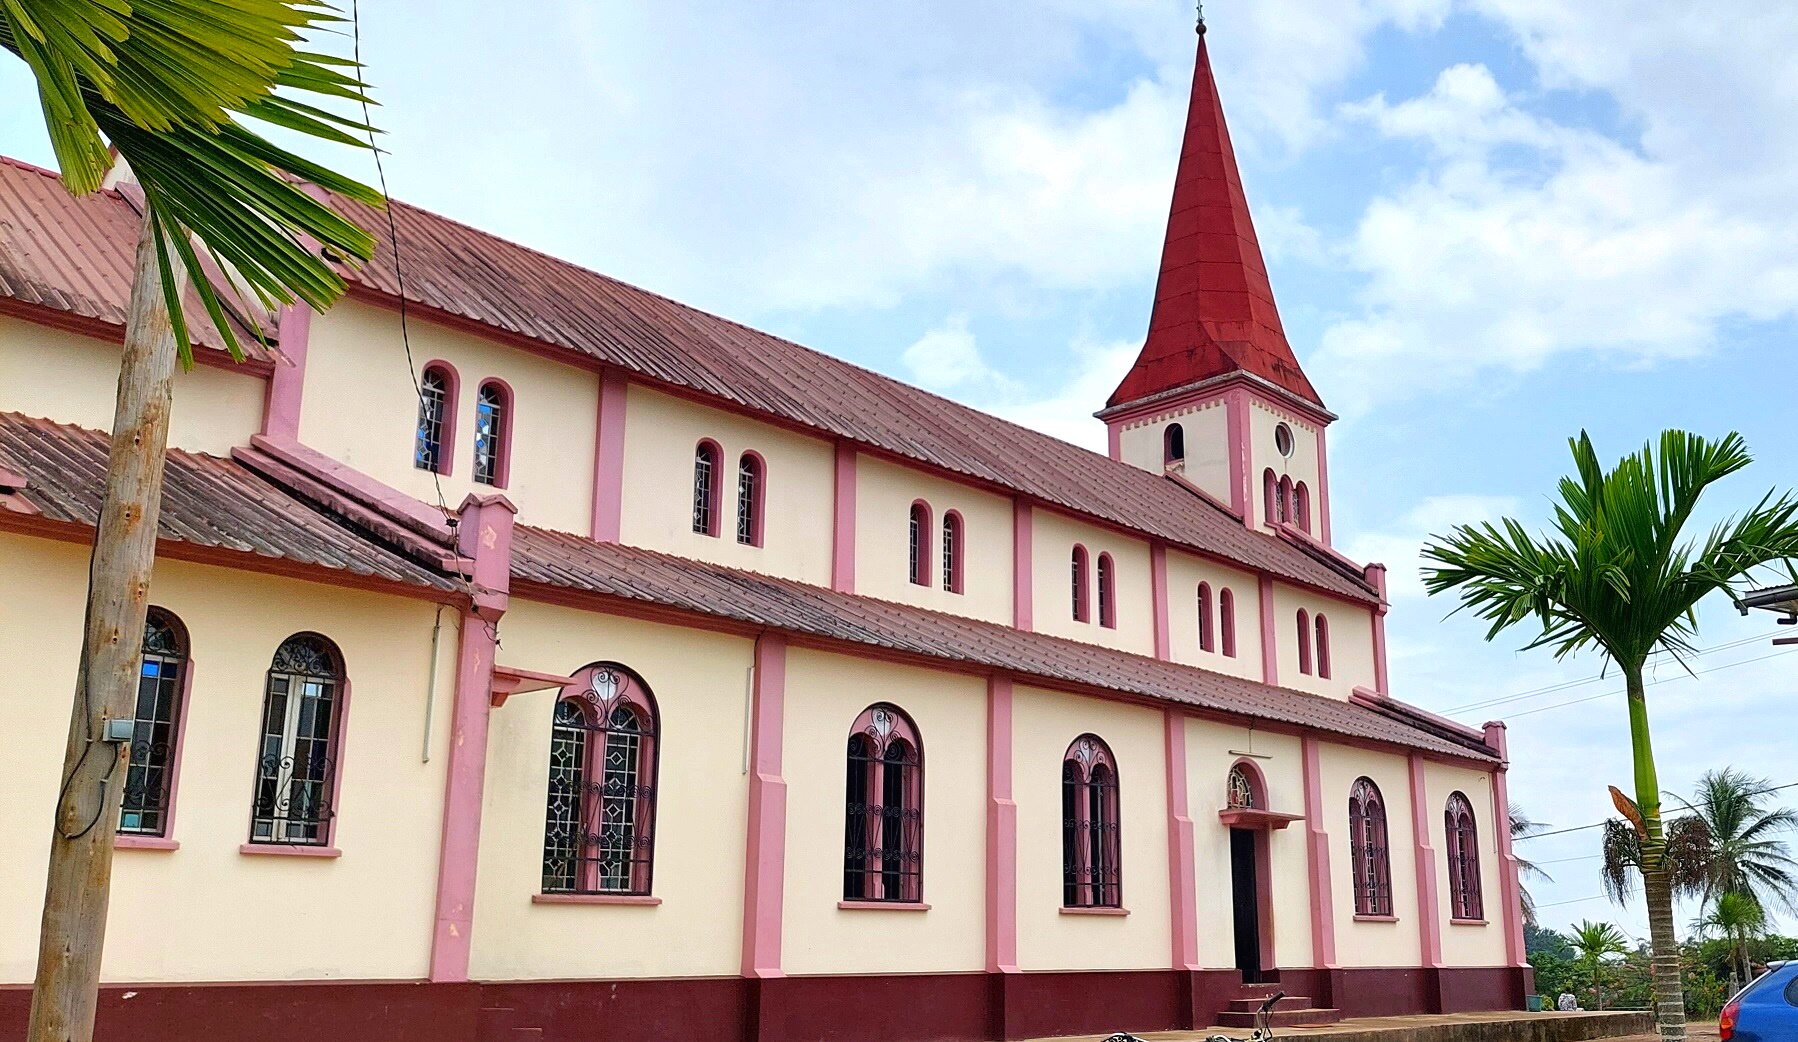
top-left (0, 965), bottom-right (1530, 1042)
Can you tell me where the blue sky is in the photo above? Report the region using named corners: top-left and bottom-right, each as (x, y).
top-left (7, 1), bottom-right (1798, 940)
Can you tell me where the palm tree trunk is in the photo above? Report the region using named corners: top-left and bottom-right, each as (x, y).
top-left (28, 209), bottom-right (185, 1042)
top-left (1627, 666), bottom-right (1686, 1041)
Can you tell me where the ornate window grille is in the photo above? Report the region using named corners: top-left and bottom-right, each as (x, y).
top-left (541, 664), bottom-right (659, 895)
top-left (941, 512), bottom-right (963, 594)
top-left (415, 366), bottom-right (452, 472)
top-left (1219, 587), bottom-right (1237, 657)
top-left (1348, 777), bottom-right (1393, 916)
top-left (1227, 763), bottom-right (1258, 810)
top-left (1198, 582), bottom-right (1215, 652)
top-left (1315, 613), bottom-right (1332, 679)
top-left (842, 704), bottom-right (923, 903)
top-left (1062, 735), bottom-right (1121, 908)
top-left (907, 501), bottom-right (930, 586)
top-left (692, 441), bottom-right (720, 535)
top-left (1071, 544), bottom-right (1090, 622)
top-left (473, 381), bottom-right (507, 486)
top-left (1445, 793), bottom-right (1483, 920)
top-left (1097, 553), bottom-right (1116, 629)
top-left (250, 635), bottom-right (344, 846)
top-left (118, 609), bottom-right (187, 837)
top-left (736, 453), bottom-right (763, 546)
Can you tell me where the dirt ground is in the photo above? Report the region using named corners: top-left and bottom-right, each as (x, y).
top-left (1619, 1027), bottom-right (1720, 1042)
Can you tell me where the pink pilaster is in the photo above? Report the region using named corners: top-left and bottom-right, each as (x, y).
top-left (1107, 422), bottom-right (1122, 462)
top-left (986, 676), bottom-right (1018, 974)
top-left (832, 443), bottom-right (858, 594)
top-left (590, 370), bottom-right (628, 542)
top-left (1407, 754), bottom-right (1444, 967)
top-left (1314, 426), bottom-right (1333, 546)
top-left (1012, 499), bottom-right (1034, 631)
top-left (260, 303), bottom-right (313, 439)
top-left (1150, 543), bottom-right (1171, 661)
top-left (1258, 573), bottom-right (1279, 685)
top-left (1164, 710), bottom-right (1199, 970)
top-left (1226, 388), bottom-right (1252, 519)
top-left (1366, 564), bottom-right (1390, 696)
top-left (742, 634), bottom-right (790, 978)
top-left (1484, 722), bottom-right (1529, 967)
top-left (1301, 735), bottom-right (1337, 968)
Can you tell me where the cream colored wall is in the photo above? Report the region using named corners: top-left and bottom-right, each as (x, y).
top-left (1183, 719), bottom-right (1312, 969)
top-left (1165, 550), bottom-right (1263, 682)
top-left (465, 599), bottom-right (751, 980)
top-left (0, 314), bottom-right (264, 455)
top-left (619, 386), bottom-right (836, 585)
top-left (1318, 743), bottom-right (1421, 968)
top-left (0, 531), bottom-right (450, 984)
top-left (298, 299), bottom-right (597, 533)
top-left (1271, 583), bottom-right (1376, 699)
top-left (1115, 398), bottom-right (1231, 502)
top-left (1424, 761), bottom-right (1507, 967)
top-left (781, 649), bottom-right (986, 975)
top-left (1030, 511), bottom-right (1155, 655)
top-left (851, 454), bottom-right (1015, 624)
top-left (1014, 685), bottom-right (1169, 971)
top-left (1248, 401), bottom-right (1321, 531)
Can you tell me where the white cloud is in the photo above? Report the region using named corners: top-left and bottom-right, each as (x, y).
top-left (1342, 492), bottom-right (1521, 601)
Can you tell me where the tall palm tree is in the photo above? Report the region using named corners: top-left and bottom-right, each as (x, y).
top-left (1570, 920), bottom-right (1632, 1011)
top-left (3, 4), bottom-right (379, 1040)
top-left (1423, 430), bottom-right (1798, 1042)
top-left (1679, 768), bottom-right (1798, 914)
top-left (1692, 891), bottom-right (1767, 993)
top-left (1512, 803), bottom-right (1551, 926)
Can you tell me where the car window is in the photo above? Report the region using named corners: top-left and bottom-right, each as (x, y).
top-left (1784, 973), bottom-right (1798, 1007)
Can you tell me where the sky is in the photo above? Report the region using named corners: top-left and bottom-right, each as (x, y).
top-left (6, 0), bottom-right (1798, 943)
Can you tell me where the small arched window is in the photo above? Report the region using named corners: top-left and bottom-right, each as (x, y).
top-left (843, 704), bottom-right (923, 903)
top-left (1315, 613), bottom-right (1332, 679)
top-left (692, 440), bottom-right (722, 536)
top-left (1277, 476), bottom-right (1294, 525)
top-left (1262, 469), bottom-right (1278, 525)
top-left (1197, 582), bottom-right (1215, 653)
top-left (1164, 423), bottom-right (1185, 465)
top-left (415, 363), bottom-right (457, 474)
top-left (908, 501), bottom-right (932, 586)
top-left (119, 608), bottom-right (189, 838)
top-left (1096, 553), bottom-right (1117, 629)
top-left (1445, 793), bottom-right (1484, 921)
top-left (941, 511), bottom-right (964, 594)
top-left (1296, 609), bottom-right (1313, 675)
top-left (1349, 777), bottom-right (1393, 917)
top-left (1226, 760), bottom-right (1264, 810)
top-left (542, 663), bottom-right (660, 895)
top-left (1294, 481), bottom-right (1311, 533)
top-left (1062, 735), bottom-right (1121, 908)
top-left (1219, 587), bottom-right (1237, 658)
top-left (736, 452), bottom-right (765, 547)
top-left (250, 634), bottom-right (345, 847)
top-left (1071, 544), bottom-right (1091, 622)
top-left (473, 380), bottom-right (511, 487)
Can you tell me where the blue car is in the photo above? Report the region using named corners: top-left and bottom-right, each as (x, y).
top-left (1723, 961), bottom-right (1798, 1040)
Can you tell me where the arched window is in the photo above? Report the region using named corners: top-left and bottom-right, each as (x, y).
top-left (1315, 614), bottom-right (1332, 679)
top-left (1296, 609), bottom-right (1313, 675)
top-left (1226, 761), bottom-right (1263, 810)
top-left (250, 634), bottom-right (345, 847)
top-left (941, 511), bottom-right (965, 594)
top-left (908, 500), bottom-right (932, 586)
top-left (1219, 587), bottom-right (1237, 657)
top-left (1071, 544), bottom-right (1091, 622)
top-left (1164, 423), bottom-right (1185, 465)
top-left (1197, 582), bottom-right (1216, 653)
top-left (1445, 793), bottom-right (1484, 921)
top-left (1097, 553), bottom-right (1117, 629)
top-left (119, 608), bottom-right (188, 837)
top-left (541, 663), bottom-right (660, 895)
top-left (1262, 469), bottom-right (1278, 524)
top-left (692, 440), bottom-right (722, 536)
top-left (843, 704), bottom-right (923, 903)
top-left (415, 362), bottom-right (457, 474)
top-left (1277, 476), bottom-right (1294, 525)
top-left (736, 452), bottom-right (765, 546)
top-left (1294, 481), bottom-right (1311, 533)
top-left (472, 380), bottom-right (511, 487)
top-left (1348, 777), bottom-right (1393, 917)
top-left (1062, 735), bottom-right (1121, 908)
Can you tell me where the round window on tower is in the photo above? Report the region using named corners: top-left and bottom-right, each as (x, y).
top-left (1274, 422), bottom-right (1295, 458)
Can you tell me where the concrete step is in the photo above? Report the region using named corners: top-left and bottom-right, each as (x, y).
top-left (1226, 994), bottom-right (1314, 1013)
top-left (1215, 1006), bottom-right (1343, 1028)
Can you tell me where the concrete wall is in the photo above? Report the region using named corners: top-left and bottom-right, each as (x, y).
top-left (1115, 397), bottom-right (1231, 504)
top-left (1029, 511), bottom-right (1155, 656)
top-left (1247, 401), bottom-right (1322, 533)
top-left (851, 454), bottom-right (1015, 625)
top-left (1424, 760), bottom-right (1507, 967)
top-left (1271, 582), bottom-right (1377, 699)
top-left (1318, 742), bottom-right (1422, 969)
top-left (1165, 550), bottom-right (1263, 682)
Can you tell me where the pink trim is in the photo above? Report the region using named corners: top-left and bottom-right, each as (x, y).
top-left (1450, 918), bottom-right (1489, 926)
top-left (242, 633), bottom-right (352, 853)
top-left (1296, 609), bottom-right (1312, 675)
top-left (1012, 500), bottom-right (1033, 630)
top-left (457, 493), bottom-right (518, 618)
top-left (1295, 482), bottom-right (1311, 534)
top-left (1217, 807), bottom-right (1302, 830)
top-left (1096, 552), bottom-right (1117, 629)
top-left (1219, 587), bottom-right (1237, 658)
top-left (1484, 722), bottom-right (1528, 968)
top-left (260, 303), bottom-right (313, 439)
top-left (1407, 755), bottom-right (1444, 968)
top-left (942, 509), bottom-right (965, 594)
top-left (1301, 736), bottom-right (1337, 968)
top-left (908, 500), bottom-right (933, 587)
top-left (239, 843), bottom-right (341, 859)
top-left (532, 893), bottom-right (661, 906)
top-left (986, 676), bottom-right (1018, 973)
top-left (1071, 544), bottom-right (1091, 623)
top-left (420, 361), bottom-right (460, 477)
top-left (114, 835), bottom-right (179, 851)
top-left (557, 663), bottom-right (661, 896)
top-left (1258, 575), bottom-right (1278, 684)
top-left (119, 608), bottom-right (195, 845)
top-left (1314, 427), bottom-right (1333, 545)
top-left (1150, 544), bottom-right (1171, 660)
top-left (1061, 906), bottom-right (1130, 917)
top-left (488, 665), bottom-right (579, 709)
top-left (1367, 564), bottom-right (1391, 696)
top-left (741, 634), bottom-right (789, 978)
top-left (1226, 388), bottom-right (1252, 517)
top-left (428, 612), bottom-right (499, 982)
top-left (1099, 372), bottom-right (1336, 428)
top-left (1107, 422), bottom-right (1122, 461)
top-left (831, 443), bottom-right (857, 593)
top-left (1163, 710), bottom-right (1199, 970)
top-left (473, 377), bottom-right (515, 489)
top-left (695, 439), bottom-right (725, 537)
top-left (590, 370), bottom-right (628, 542)
top-left (1062, 734), bottom-right (1122, 909)
top-left (1315, 613), bottom-right (1332, 679)
top-left (1226, 756), bottom-right (1270, 810)
top-left (244, 435), bottom-right (457, 549)
top-left (738, 451), bottom-right (768, 548)
top-left (1354, 914), bottom-right (1400, 923)
top-left (838, 900), bottom-right (931, 912)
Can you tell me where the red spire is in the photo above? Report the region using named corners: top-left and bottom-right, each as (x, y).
top-left (1107, 31), bottom-right (1321, 410)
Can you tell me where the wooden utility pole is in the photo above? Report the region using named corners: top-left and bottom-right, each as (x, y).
top-left (29, 209), bottom-right (187, 1042)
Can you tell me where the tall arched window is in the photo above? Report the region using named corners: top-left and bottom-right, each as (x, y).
top-left (843, 704), bottom-right (923, 903)
top-left (415, 362), bottom-right (457, 474)
top-left (1071, 544), bottom-right (1091, 622)
top-left (941, 511), bottom-right (964, 594)
top-left (541, 663), bottom-right (660, 895)
top-left (692, 440), bottom-right (722, 536)
top-left (119, 608), bottom-right (188, 838)
top-left (1315, 614), bottom-right (1332, 679)
top-left (1294, 481), bottom-right (1311, 533)
top-left (1262, 469), bottom-right (1278, 524)
top-left (250, 634), bottom-right (345, 847)
top-left (1277, 476), bottom-right (1294, 525)
top-left (1164, 423), bottom-right (1185, 465)
top-left (1219, 587), bottom-right (1237, 657)
top-left (1097, 553), bottom-right (1117, 629)
top-left (1445, 793), bottom-right (1484, 921)
top-left (736, 452), bottom-right (765, 547)
top-left (1197, 582), bottom-right (1216, 653)
top-left (472, 380), bottom-right (511, 487)
top-left (1062, 735), bottom-right (1121, 909)
top-left (1296, 609), bottom-right (1313, 674)
top-left (1348, 777), bottom-right (1393, 917)
top-left (908, 500), bottom-right (932, 586)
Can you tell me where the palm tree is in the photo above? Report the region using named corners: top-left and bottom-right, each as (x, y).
top-left (1692, 891), bottom-right (1766, 993)
top-left (3, 4), bottom-right (379, 1040)
top-left (1423, 430), bottom-right (1798, 1042)
top-left (1570, 920), bottom-right (1631, 1011)
top-left (1601, 813), bottom-right (1712, 908)
top-left (1512, 803), bottom-right (1551, 926)
top-left (1679, 768), bottom-right (1798, 914)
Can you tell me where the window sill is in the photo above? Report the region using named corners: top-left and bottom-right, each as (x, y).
top-left (239, 843), bottom-right (341, 859)
top-left (533, 893), bottom-right (661, 906)
top-left (837, 900), bottom-right (930, 912)
top-left (1060, 906), bottom-right (1130, 917)
top-left (1450, 917), bottom-right (1489, 927)
top-left (115, 835), bottom-right (179, 851)
top-left (1353, 913), bottom-right (1399, 923)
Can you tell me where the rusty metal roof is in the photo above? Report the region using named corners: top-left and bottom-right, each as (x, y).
top-left (0, 412), bottom-right (456, 591)
top-left (512, 527), bottom-right (1493, 762)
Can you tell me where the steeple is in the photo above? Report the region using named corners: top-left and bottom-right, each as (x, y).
top-left (1106, 27), bottom-right (1321, 410)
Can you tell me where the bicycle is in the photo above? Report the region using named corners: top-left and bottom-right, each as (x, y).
top-left (1098, 989), bottom-right (1284, 1042)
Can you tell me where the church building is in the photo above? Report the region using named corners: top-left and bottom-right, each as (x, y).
top-left (0, 26), bottom-right (1531, 1042)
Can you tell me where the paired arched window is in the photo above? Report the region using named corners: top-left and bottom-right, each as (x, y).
top-left (941, 511), bottom-right (964, 594)
top-left (1071, 544), bottom-right (1091, 622)
top-left (736, 452), bottom-right (765, 546)
top-left (1219, 587), bottom-right (1237, 657)
top-left (250, 634), bottom-right (345, 847)
top-left (1445, 793), bottom-right (1484, 921)
top-left (1096, 553), bottom-right (1117, 629)
top-left (1062, 735), bottom-right (1121, 908)
top-left (1314, 613), bottom-right (1332, 679)
top-left (542, 663), bottom-right (660, 895)
top-left (843, 704), bottom-right (923, 903)
top-left (472, 380), bottom-right (511, 487)
top-left (908, 501), bottom-right (932, 586)
top-left (1198, 583), bottom-right (1215, 652)
top-left (118, 608), bottom-right (188, 838)
top-left (1348, 777), bottom-right (1393, 917)
top-left (1164, 423), bottom-right (1185, 465)
top-left (692, 440), bottom-right (722, 536)
top-left (1196, 583), bottom-right (1237, 656)
top-left (415, 363), bottom-right (457, 474)
top-left (1296, 609), bottom-right (1313, 674)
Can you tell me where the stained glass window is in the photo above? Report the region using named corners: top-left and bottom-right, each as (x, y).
top-left (541, 664), bottom-right (659, 895)
top-left (118, 609), bottom-right (186, 837)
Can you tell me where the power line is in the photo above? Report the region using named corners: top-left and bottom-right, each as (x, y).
top-left (1502, 647), bottom-right (1797, 720)
top-left (1536, 894), bottom-right (1608, 909)
top-left (1445, 633), bottom-right (1779, 714)
top-left (1516, 779), bottom-right (1798, 842)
